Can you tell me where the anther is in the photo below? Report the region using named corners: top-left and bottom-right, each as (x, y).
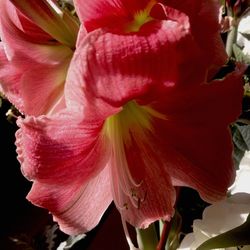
top-left (123, 203), bottom-right (129, 210)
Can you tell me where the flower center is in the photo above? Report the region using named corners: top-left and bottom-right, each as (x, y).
top-left (104, 101), bottom-right (165, 210)
top-left (126, 0), bottom-right (157, 32)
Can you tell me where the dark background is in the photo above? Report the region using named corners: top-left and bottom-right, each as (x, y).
top-left (0, 99), bottom-right (130, 250)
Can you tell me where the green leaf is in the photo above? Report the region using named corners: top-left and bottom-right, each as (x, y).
top-left (236, 124), bottom-right (250, 149)
top-left (232, 124), bottom-right (250, 169)
top-left (196, 214), bottom-right (250, 250)
top-left (233, 44), bottom-right (250, 64)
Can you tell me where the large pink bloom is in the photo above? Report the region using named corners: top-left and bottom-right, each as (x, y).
top-left (0, 0), bottom-right (79, 115)
top-left (4, 0), bottom-right (246, 237)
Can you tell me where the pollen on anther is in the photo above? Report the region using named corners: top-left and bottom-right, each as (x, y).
top-left (123, 203), bottom-right (129, 210)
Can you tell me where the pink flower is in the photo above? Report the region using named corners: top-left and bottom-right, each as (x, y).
top-left (1, 0), bottom-right (245, 241)
top-left (0, 0), bottom-right (79, 115)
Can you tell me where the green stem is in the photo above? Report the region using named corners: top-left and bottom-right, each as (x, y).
top-left (226, 24), bottom-right (238, 57)
top-left (136, 223), bottom-right (158, 250)
top-left (157, 221), bottom-right (172, 250)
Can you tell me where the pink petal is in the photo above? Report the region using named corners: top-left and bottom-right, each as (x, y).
top-left (0, 0), bottom-right (73, 115)
top-left (4, 1), bottom-right (52, 43)
top-left (74, 0), bottom-right (227, 76)
top-left (21, 57), bottom-right (71, 115)
top-left (149, 64), bottom-right (245, 202)
top-left (65, 21), bottom-right (204, 111)
top-left (16, 112), bottom-right (109, 185)
top-left (156, 0), bottom-right (227, 78)
top-left (107, 127), bottom-right (176, 228)
top-left (10, 0), bottom-right (78, 47)
top-left (0, 46), bottom-right (24, 112)
top-left (65, 16), bottom-right (226, 116)
top-left (102, 64), bottom-right (244, 229)
top-left (27, 166), bottom-right (112, 235)
top-left (74, 0), bottom-right (151, 31)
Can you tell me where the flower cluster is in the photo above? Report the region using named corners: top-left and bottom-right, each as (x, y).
top-left (0, 0), bottom-right (248, 249)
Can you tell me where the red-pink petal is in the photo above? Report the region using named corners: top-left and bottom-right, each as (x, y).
top-left (108, 132), bottom-right (176, 228)
top-left (157, 0), bottom-right (227, 77)
top-left (74, 0), bottom-right (227, 76)
top-left (27, 166), bottom-right (112, 235)
top-left (149, 65), bottom-right (245, 202)
top-left (15, 112), bottom-right (108, 185)
top-left (74, 0), bottom-right (151, 31)
top-left (65, 21), bottom-right (210, 112)
top-left (100, 63), bottom-right (244, 229)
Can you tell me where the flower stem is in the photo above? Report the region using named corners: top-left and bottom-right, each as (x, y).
top-left (136, 224), bottom-right (158, 250)
top-left (157, 220), bottom-right (172, 250)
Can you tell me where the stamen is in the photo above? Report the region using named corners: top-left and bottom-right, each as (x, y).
top-left (123, 203), bottom-right (129, 210)
top-left (125, 0), bottom-right (157, 32)
top-left (47, 0), bottom-right (63, 16)
top-left (129, 188), bottom-right (147, 209)
top-left (104, 101), bottom-right (163, 211)
top-left (121, 216), bottom-right (140, 250)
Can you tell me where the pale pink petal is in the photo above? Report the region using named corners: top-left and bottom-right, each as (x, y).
top-left (27, 166), bottom-right (112, 235)
top-left (0, 0), bottom-right (73, 115)
top-left (21, 57), bottom-right (71, 115)
top-left (15, 112), bottom-right (109, 185)
top-left (0, 46), bottom-right (24, 112)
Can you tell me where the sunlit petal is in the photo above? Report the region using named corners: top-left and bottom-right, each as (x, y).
top-left (16, 112), bottom-right (108, 184)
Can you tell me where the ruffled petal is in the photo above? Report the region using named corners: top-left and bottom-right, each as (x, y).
top-left (15, 111), bottom-right (109, 185)
top-left (74, 0), bottom-right (227, 77)
top-left (27, 166), bottom-right (112, 235)
top-left (65, 18), bottom-right (215, 114)
top-left (0, 0), bottom-right (73, 115)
